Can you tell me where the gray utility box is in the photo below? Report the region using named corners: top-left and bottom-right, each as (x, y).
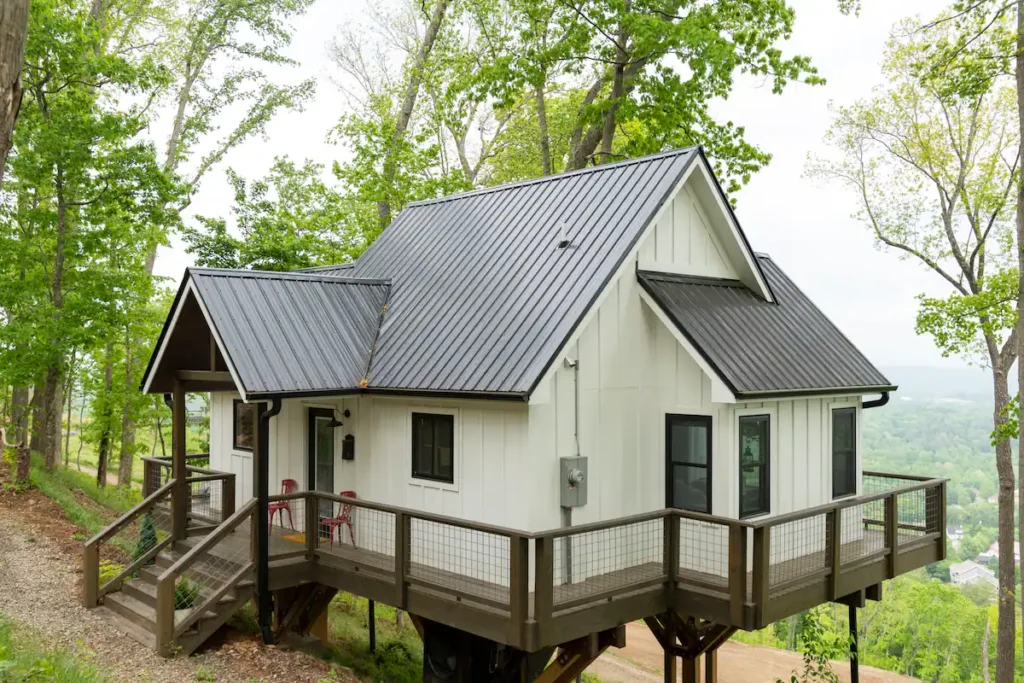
top-left (559, 456), bottom-right (588, 508)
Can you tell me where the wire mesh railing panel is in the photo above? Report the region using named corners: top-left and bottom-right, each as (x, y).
top-left (97, 489), bottom-right (174, 596)
top-left (187, 477), bottom-right (229, 526)
top-left (839, 498), bottom-right (886, 564)
top-left (171, 507), bottom-right (255, 624)
top-left (551, 517), bottom-right (663, 607)
top-left (314, 498), bottom-right (395, 573)
top-left (408, 519), bottom-right (510, 606)
top-left (267, 495), bottom-right (308, 559)
top-left (678, 518), bottom-right (729, 587)
top-left (895, 487), bottom-right (938, 545)
top-left (863, 473), bottom-right (919, 494)
top-left (768, 513), bottom-right (828, 591)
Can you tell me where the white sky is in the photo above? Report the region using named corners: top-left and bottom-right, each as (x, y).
top-left (153, 0), bottom-right (968, 370)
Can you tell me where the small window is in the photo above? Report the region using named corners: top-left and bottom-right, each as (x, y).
top-left (233, 400), bottom-right (255, 451)
top-left (832, 407), bottom-right (857, 498)
top-left (412, 413), bottom-right (454, 484)
top-left (739, 414), bottom-right (770, 518)
top-left (666, 415), bottom-right (712, 513)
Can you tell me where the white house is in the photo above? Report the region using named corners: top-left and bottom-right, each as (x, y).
top-left (950, 560), bottom-right (998, 589)
top-left (103, 147), bottom-right (946, 680)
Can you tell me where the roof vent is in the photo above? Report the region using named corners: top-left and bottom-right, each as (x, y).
top-left (557, 223), bottom-right (571, 249)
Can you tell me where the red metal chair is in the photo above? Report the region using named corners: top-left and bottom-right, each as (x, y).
top-left (268, 479), bottom-right (298, 530)
top-left (321, 490), bottom-right (357, 548)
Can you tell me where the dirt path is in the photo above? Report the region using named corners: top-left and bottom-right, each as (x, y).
top-left (590, 622), bottom-right (916, 683)
top-left (0, 484), bottom-right (352, 683)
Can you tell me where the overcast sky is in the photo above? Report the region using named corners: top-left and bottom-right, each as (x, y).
top-left (152, 0), bottom-right (967, 370)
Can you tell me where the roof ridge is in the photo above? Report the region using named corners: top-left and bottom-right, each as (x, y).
top-left (405, 147), bottom-right (699, 209)
top-left (294, 263), bottom-right (355, 273)
top-left (188, 267), bottom-right (390, 286)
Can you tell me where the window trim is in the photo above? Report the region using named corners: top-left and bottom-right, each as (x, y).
top-left (411, 411), bottom-right (456, 486)
top-left (232, 399), bottom-right (255, 452)
top-left (665, 414), bottom-right (713, 514)
top-left (831, 406), bottom-right (858, 499)
top-left (738, 413), bottom-right (771, 519)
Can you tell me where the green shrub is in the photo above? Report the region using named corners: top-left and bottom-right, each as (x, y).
top-left (98, 559), bottom-right (124, 586)
top-left (134, 513), bottom-right (158, 564)
top-left (175, 578), bottom-right (202, 611)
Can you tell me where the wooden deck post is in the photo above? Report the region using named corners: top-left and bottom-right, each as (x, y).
top-left (222, 473), bottom-right (236, 520)
top-left (394, 511), bottom-right (409, 609)
top-left (885, 493), bottom-right (898, 578)
top-left (728, 523), bottom-right (747, 625)
top-left (681, 655), bottom-right (701, 683)
top-left (306, 491), bottom-right (318, 560)
top-left (156, 576), bottom-right (174, 656)
top-left (83, 541), bottom-right (99, 607)
top-left (848, 602), bottom-right (860, 683)
top-left (827, 510), bottom-right (841, 599)
top-left (534, 535), bottom-right (554, 646)
top-left (705, 649), bottom-right (718, 683)
top-left (509, 534), bottom-right (529, 648)
top-left (936, 482), bottom-right (947, 561)
top-left (751, 526), bottom-right (770, 626)
top-left (663, 617), bottom-right (678, 683)
top-left (665, 513), bottom-right (680, 598)
top-left (171, 378), bottom-right (187, 540)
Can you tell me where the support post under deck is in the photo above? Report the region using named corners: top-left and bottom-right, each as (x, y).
top-left (849, 603), bottom-right (860, 683)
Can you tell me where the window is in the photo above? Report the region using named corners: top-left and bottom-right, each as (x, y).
top-left (412, 413), bottom-right (454, 484)
top-left (666, 415), bottom-right (712, 513)
top-left (233, 400), bottom-right (255, 451)
top-left (739, 414), bottom-right (769, 518)
top-left (832, 407), bottom-right (857, 498)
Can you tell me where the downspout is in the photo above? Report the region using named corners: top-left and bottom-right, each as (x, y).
top-left (162, 393), bottom-right (173, 411)
top-left (862, 391), bottom-right (889, 410)
top-left (256, 397), bottom-right (282, 644)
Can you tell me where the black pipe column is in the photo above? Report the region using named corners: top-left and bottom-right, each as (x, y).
top-left (849, 603), bottom-right (859, 683)
top-left (256, 398), bottom-right (281, 644)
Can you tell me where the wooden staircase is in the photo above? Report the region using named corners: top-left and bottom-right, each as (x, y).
top-left (95, 538), bottom-right (254, 655)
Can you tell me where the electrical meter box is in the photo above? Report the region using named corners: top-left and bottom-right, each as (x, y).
top-left (559, 456), bottom-right (588, 508)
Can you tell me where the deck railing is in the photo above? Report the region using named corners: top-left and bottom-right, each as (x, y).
top-left (292, 472), bottom-right (945, 649)
top-left (141, 455), bottom-right (235, 532)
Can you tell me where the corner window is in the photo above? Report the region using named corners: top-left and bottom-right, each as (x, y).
top-left (233, 400), bottom-right (255, 451)
top-left (412, 413), bottom-right (454, 484)
top-left (832, 407), bottom-right (857, 498)
top-left (666, 415), bottom-right (712, 513)
top-left (739, 414), bottom-right (770, 518)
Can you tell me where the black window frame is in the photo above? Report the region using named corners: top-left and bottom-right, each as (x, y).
top-left (665, 414), bottom-right (713, 514)
top-left (831, 407), bottom-right (857, 499)
top-left (411, 412), bottom-right (455, 485)
top-left (232, 399), bottom-right (256, 452)
top-left (738, 414), bottom-right (770, 519)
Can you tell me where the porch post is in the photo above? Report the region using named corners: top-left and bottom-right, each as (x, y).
top-left (171, 377), bottom-right (187, 540)
top-left (849, 603), bottom-right (860, 683)
top-left (254, 398), bottom-right (280, 644)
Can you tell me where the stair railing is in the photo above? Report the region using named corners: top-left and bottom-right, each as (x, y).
top-left (82, 480), bottom-right (176, 608)
top-left (154, 499), bottom-right (256, 655)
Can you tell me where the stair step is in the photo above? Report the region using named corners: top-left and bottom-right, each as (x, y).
top-left (105, 591), bottom-right (157, 630)
top-left (122, 578), bottom-right (158, 608)
top-left (94, 606), bottom-right (156, 650)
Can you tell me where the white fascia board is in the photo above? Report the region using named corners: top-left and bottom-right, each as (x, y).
top-left (142, 280), bottom-right (249, 402)
top-left (638, 287), bottom-right (736, 404)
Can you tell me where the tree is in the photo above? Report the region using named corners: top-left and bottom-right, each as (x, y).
top-left (0, 0), bottom-right (30, 185)
top-left (808, 20), bottom-right (1019, 682)
top-left (183, 157), bottom-right (373, 271)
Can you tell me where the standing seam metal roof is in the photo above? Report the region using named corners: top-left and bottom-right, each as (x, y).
top-left (188, 269), bottom-right (390, 395)
top-left (637, 258), bottom-right (895, 397)
top-left (347, 148), bottom-right (699, 394)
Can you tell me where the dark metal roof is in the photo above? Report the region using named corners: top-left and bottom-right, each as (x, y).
top-left (637, 258), bottom-right (895, 398)
top-left (346, 148), bottom-right (700, 394)
top-left (297, 263), bottom-right (355, 277)
top-left (188, 269), bottom-right (390, 395)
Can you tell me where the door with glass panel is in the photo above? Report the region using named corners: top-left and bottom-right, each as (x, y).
top-left (307, 408), bottom-right (336, 519)
top-left (665, 414), bottom-right (712, 514)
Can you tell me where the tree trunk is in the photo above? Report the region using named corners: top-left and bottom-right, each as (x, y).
top-left (76, 394), bottom-right (85, 470)
top-left (29, 382), bottom-right (44, 454)
top-left (992, 364), bottom-right (1016, 683)
top-left (118, 330), bottom-right (135, 487)
top-left (42, 363), bottom-right (62, 470)
top-left (14, 445), bottom-right (29, 486)
top-left (0, 0), bottom-right (29, 186)
top-left (96, 351), bottom-right (113, 488)
top-left (377, 0), bottom-right (449, 229)
top-left (1015, 1), bottom-right (1024, 670)
top-left (599, 4), bottom-right (630, 164)
top-left (11, 385), bottom-right (28, 446)
top-left (535, 82), bottom-right (551, 176)
top-left (63, 358), bottom-right (74, 467)
top-left (983, 615), bottom-right (991, 683)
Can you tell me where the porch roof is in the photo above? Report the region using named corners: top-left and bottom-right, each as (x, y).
top-left (141, 269), bottom-right (391, 398)
top-left (638, 256), bottom-right (896, 399)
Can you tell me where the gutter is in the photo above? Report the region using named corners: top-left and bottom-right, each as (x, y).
top-left (862, 391), bottom-right (890, 410)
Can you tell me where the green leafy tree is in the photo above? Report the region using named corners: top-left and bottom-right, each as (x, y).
top-left (808, 20), bottom-right (1019, 675)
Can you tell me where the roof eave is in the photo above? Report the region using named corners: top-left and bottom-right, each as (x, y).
top-left (734, 385), bottom-right (899, 400)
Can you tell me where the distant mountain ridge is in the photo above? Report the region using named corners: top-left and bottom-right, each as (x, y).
top-left (881, 366), bottom-right (1016, 403)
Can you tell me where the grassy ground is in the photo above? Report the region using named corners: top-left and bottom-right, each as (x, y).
top-left (62, 424), bottom-right (209, 487)
top-left (324, 594), bottom-right (424, 683)
top-left (0, 612), bottom-right (108, 682)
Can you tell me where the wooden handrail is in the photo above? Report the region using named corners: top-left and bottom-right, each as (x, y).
top-left (158, 499), bottom-right (257, 583)
top-left (85, 481), bottom-right (175, 546)
top-left (863, 470), bottom-right (934, 482)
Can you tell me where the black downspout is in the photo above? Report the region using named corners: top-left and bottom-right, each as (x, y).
top-left (862, 391), bottom-right (889, 410)
top-left (163, 393), bottom-right (173, 411)
top-left (849, 602), bottom-right (859, 683)
top-left (256, 397), bottom-right (281, 644)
